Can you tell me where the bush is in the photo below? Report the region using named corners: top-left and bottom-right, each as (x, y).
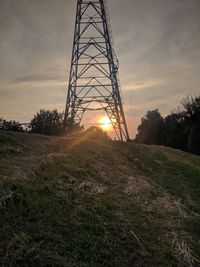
top-left (0, 118), bottom-right (24, 132)
top-left (29, 109), bottom-right (64, 136)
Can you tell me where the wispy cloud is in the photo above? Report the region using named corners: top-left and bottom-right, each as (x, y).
top-left (13, 73), bottom-right (66, 85)
top-left (0, 0), bottom-right (200, 138)
top-left (124, 80), bottom-right (163, 91)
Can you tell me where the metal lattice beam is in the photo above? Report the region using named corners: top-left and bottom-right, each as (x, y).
top-left (64, 0), bottom-right (130, 141)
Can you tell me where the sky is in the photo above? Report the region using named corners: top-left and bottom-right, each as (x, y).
top-left (0, 0), bottom-right (200, 138)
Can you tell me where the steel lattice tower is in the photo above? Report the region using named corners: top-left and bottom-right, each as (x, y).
top-left (64, 0), bottom-right (130, 141)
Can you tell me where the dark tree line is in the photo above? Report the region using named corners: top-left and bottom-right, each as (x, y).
top-left (0, 110), bottom-right (64, 135)
top-left (0, 109), bottom-right (82, 136)
top-left (1, 95), bottom-right (199, 155)
top-left (0, 118), bottom-right (24, 132)
top-left (135, 95), bottom-right (200, 155)
top-left (29, 109), bottom-right (83, 135)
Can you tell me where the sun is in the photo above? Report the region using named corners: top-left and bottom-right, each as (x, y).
top-left (99, 116), bottom-right (112, 131)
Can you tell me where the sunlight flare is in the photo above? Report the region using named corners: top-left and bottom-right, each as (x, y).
top-left (99, 116), bottom-right (112, 131)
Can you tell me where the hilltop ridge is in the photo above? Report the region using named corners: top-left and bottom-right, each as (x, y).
top-left (0, 130), bottom-right (200, 267)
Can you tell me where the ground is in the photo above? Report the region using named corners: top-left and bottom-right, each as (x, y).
top-left (0, 130), bottom-right (200, 267)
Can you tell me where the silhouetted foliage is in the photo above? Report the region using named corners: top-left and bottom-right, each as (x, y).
top-left (29, 109), bottom-right (84, 136)
top-left (135, 95), bottom-right (200, 155)
top-left (181, 95), bottom-right (200, 154)
top-left (64, 117), bottom-right (84, 133)
top-left (135, 109), bottom-right (164, 145)
top-left (163, 113), bottom-right (186, 150)
top-left (0, 118), bottom-right (24, 132)
top-left (180, 95), bottom-right (200, 123)
top-left (30, 109), bottom-right (64, 135)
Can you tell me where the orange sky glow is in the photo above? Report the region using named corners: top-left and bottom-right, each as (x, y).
top-left (0, 0), bottom-right (200, 139)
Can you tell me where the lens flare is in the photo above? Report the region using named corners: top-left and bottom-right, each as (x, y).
top-left (99, 116), bottom-right (112, 131)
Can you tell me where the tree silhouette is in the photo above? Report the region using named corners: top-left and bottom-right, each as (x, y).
top-left (180, 95), bottom-right (200, 154)
top-left (180, 95), bottom-right (200, 122)
top-left (30, 109), bottom-right (64, 135)
top-left (0, 118), bottom-right (24, 132)
top-left (135, 109), bottom-right (164, 145)
top-left (135, 95), bottom-right (200, 155)
top-left (163, 113), bottom-right (186, 150)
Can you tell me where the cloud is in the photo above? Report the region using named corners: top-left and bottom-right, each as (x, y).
top-left (0, 0), bottom-right (200, 139)
top-left (124, 80), bottom-right (163, 91)
top-left (13, 73), bottom-right (66, 85)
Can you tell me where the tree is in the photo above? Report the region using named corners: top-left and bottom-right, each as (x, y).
top-left (135, 109), bottom-right (164, 144)
top-left (30, 109), bottom-right (64, 135)
top-left (0, 118), bottom-right (24, 132)
top-left (180, 95), bottom-right (200, 123)
top-left (135, 95), bottom-right (200, 155)
top-left (179, 95), bottom-right (200, 154)
top-left (163, 113), bottom-right (187, 150)
top-left (187, 124), bottom-right (200, 155)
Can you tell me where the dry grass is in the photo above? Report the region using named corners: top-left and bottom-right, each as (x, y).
top-left (172, 234), bottom-right (200, 266)
top-left (0, 131), bottom-right (200, 267)
top-left (79, 181), bottom-right (106, 194)
top-left (123, 175), bottom-right (154, 197)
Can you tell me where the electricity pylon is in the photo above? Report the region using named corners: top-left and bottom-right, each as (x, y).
top-left (64, 0), bottom-right (130, 141)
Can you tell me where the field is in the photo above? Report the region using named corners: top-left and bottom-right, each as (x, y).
top-left (0, 130), bottom-right (200, 266)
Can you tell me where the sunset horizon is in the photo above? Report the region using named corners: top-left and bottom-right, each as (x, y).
top-left (1, 0), bottom-right (200, 138)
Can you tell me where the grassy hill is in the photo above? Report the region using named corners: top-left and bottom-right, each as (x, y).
top-left (0, 130), bottom-right (200, 267)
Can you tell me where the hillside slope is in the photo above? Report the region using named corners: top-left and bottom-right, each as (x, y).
top-left (0, 130), bottom-right (200, 267)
